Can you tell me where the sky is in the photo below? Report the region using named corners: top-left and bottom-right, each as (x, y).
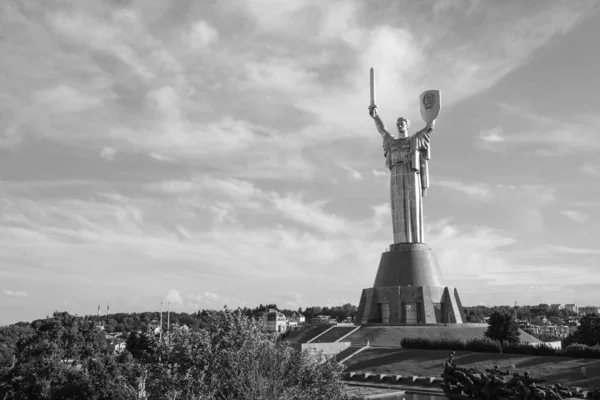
top-left (2, 0), bottom-right (600, 325)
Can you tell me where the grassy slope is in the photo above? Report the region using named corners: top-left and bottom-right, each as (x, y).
top-left (344, 326), bottom-right (541, 346)
top-left (286, 325), bottom-right (541, 347)
top-left (312, 327), bottom-right (356, 343)
top-left (344, 348), bottom-right (600, 389)
top-left (284, 324), bottom-right (333, 344)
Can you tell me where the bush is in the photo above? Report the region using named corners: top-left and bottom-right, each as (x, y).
top-left (563, 343), bottom-right (600, 359)
top-left (400, 337), bottom-right (466, 350)
top-left (465, 338), bottom-right (502, 353)
top-left (503, 342), bottom-right (559, 356)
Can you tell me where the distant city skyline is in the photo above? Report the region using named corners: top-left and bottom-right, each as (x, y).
top-left (2, 1), bottom-right (600, 325)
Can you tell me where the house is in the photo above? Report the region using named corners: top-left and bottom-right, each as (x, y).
top-left (309, 315), bottom-right (332, 324)
top-left (288, 312), bottom-right (305, 325)
top-left (259, 309), bottom-right (288, 333)
top-left (550, 304), bottom-right (564, 310)
top-left (148, 319), bottom-right (161, 334)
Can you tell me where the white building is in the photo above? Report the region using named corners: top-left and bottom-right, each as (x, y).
top-left (260, 309), bottom-right (288, 333)
top-left (148, 319), bottom-right (161, 334)
top-left (309, 315), bottom-right (332, 324)
top-left (564, 304), bottom-right (578, 314)
top-left (289, 312), bottom-right (305, 325)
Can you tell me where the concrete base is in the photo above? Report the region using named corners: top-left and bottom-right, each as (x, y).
top-left (355, 285), bottom-right (466, 324)
top-left (374, 243), bottom-right (444, 288)
top-left (355, 243), bottom-right (466, 325)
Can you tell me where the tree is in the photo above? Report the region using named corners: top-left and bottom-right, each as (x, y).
top-left (0, 312), bottom-right (140, 399)
top-left (140, 309), bottom-right (364, 400)
top-left (563, 313), bottom-right (600, 347)
top-left (484, 311), bottom-right (520, 345)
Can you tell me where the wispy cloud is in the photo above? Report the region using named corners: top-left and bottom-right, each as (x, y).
top-left (3, 290), bottom-right (28, 297)
top-left (436, 179), bottom-right (495, 201)
top-left (560, 210), bottom-right (588, 224)
top-left (165, 289), bottom-right (183, 305)
top-left (581, 163), bottom-right (600, 177)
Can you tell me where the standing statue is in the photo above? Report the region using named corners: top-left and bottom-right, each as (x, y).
top-left (368, 67), bottom-right (441, 244)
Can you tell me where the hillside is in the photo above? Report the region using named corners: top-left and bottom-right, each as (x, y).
top-left (286, 324), bottom-right (541, 347)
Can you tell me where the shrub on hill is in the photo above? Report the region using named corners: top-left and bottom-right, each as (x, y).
top-left (400, 337), bottom-right (466, 350)
top-left (563, 344), bottom-right (600, 359)
top-left (400, 337), bottom-right (501, 353)
top-left (502, 342), bottom-right (559, 356)
top-left (400, 336), bottom-right (600, 359)
top-left (465, 338), bottom-right (502, 353)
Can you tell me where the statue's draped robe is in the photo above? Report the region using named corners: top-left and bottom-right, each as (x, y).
top-left (383, 128), bottom-right (431, 243)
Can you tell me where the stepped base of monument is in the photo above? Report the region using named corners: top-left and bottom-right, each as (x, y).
top-left (355, 242), bottom-right (466, 325)
top-left (355, 285), bottom-right (466, 325)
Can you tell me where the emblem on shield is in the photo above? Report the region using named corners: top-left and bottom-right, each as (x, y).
top-left (420, 90), bottom-right (441, 124)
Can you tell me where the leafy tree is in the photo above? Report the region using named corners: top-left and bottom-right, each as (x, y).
top-left (141, 309), bottom-right (364, 400)
top-left (484, 311), bottom-right (520, 345)
top-left (0, 312), bottom-right (140, 399)
top-left (563, 313), bottom-right (600, 347)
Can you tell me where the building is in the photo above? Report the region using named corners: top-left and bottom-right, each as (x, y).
top-left (564, 304), bottom-right (578, 313)
top-left (550, 304), bottom-right (564, 310)
top-left (259, 309), bottom-right (288, 333)
top-left (528, 324), bottom-right (569, 338)
top-left (579, 306), bottom-right (600, 315)
top-left (289, 312), bottom-right (305, 325)
top-left (309, 315), bottom-right (332, 324)
top-left (148, 319), bottom-right (161, 334)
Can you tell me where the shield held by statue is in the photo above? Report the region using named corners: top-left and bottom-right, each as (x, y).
top-left (420, 90), bottom-right (441, 124)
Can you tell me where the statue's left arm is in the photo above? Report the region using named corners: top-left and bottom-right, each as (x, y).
top-left (412, 122), bottom-right (435, 196)
top-left (413, 121), bottom-right (435, 151)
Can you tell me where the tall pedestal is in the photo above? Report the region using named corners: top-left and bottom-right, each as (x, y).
top-left (356, 243), bottom-right (466, 325)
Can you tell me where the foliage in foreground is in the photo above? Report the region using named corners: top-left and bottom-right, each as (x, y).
top-left (139, 310), bottom-right (362, 400)
top-left (0, 312), bottom-right (140, 399)
top-left (0, 310), bottom-right (363, 400)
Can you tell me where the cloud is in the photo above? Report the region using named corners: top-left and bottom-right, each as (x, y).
top-left (145, 176), bottom-right (350, 235)
top-left (372, 169), bottom-right (387, 179)
top-left (479, 104), bottom-right (600, 156)
top-left (560, 210), bottom-right (588, 224)
top-left (581, 163), bottom-right (600, 177)
top-left (436, 179), bottom-right (495, 201)
top-left (100, 147), bottom-right (117, 162)
top-left (3, 290), bottom-right (28, 297)
top-left (34, 85), bottom-right (104, 113)
top-left (187, 20), bottom-right (219, 49)
top-left (339, 165), bottom-right (364, 181)
top-left (165, 289), bottom-right (183, 304)
top-left (543, 245), bottom-right (600, 256)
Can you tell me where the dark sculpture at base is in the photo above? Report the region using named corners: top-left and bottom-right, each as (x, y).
top-left (441, 352), bottom-right (600, 400)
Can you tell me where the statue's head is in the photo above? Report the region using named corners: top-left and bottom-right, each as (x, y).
top-left (396, 117), bottom-right (410, 137)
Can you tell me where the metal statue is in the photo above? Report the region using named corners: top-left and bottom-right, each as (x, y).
top-left (368, 67), bottom-right (441, 244)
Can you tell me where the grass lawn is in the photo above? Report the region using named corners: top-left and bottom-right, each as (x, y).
top-left (344, 326), bottom-right (540, 347)
top-left (344, 348), bottom-right (600, 389)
